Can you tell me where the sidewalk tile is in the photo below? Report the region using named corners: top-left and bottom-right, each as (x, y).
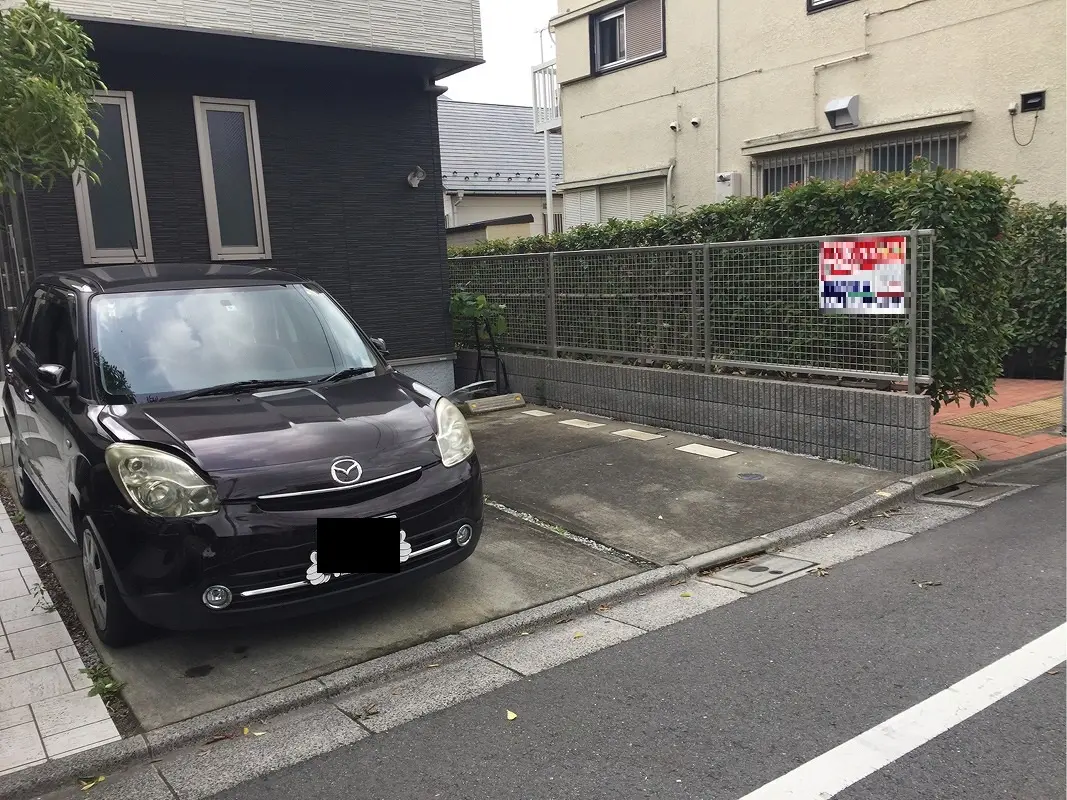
top-left (0, 721), bottom-right (45, 775)
top-left (0, 593), bottom-right (49, 623)
top-left (0, 551), bottom-right (32, 572)
top-left (0, 663), bottom-right (71, 711)
top-left (0, 576), bottom-right (27, 602)
top-left (58, 645), bottom-right (80, 662)
top-left (63, 658), bottom-right (93, 691)
top-left (0, 704), bottom-right (32, 730)
top-left (3, 609), bottom-right (60, 636)
top-left (0, 650), bottom-right (60, 680)
top-left (31, 689), bottom-right (110, 738)
top-left (42, 718), bottom-right (120, 759)
top-left (8, 622), bottom-right (73, 659)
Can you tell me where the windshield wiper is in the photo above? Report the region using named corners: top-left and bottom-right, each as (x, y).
top-left (167, 379), bottom-right (312, 401)
top-left (320, 366), bottom-right (378, 383)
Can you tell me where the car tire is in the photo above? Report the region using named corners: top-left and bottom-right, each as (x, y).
top-left (79, 521), bottom-right (149, 648)
top-left (12, 449), bottom-right (44, 511)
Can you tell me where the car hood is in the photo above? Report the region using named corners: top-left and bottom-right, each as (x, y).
top-left (94, 373), bottom-right (445, 500)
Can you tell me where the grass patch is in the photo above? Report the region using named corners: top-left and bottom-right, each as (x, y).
top-left (930, 436), bottom-right (979, 474)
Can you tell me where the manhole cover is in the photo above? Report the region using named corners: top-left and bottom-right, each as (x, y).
top-left (738, 473), bottom-right (765, 481)
top-left (708, 553), bottom-right (816, 589)
top-left (923, 481), bottom-right (1030, 508)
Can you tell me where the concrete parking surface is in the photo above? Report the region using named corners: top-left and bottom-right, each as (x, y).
top-left (11, 404), bottom-right (895, 732)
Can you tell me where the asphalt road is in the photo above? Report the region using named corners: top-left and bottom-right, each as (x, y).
top-left (209, 456), bottom-right (1066, 800)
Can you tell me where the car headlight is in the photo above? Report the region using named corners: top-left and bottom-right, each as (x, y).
top-left (434, 398), bottom-right (475, 468)
top-left (104, 444), bottom-right (220, 517)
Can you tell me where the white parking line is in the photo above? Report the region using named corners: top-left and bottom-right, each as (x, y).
top-left (676, 443), bottom-right (736, 459)
top-left (612, 429), bottom-right (664, 441)
top-left (521, 409), bottom-right (554, 417)
top-left (737, 623), bottom-right (1067, 800)
top-left (559, 419), bottom-right (605, 429)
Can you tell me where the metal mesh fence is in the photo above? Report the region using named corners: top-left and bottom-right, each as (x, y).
top-left (450, 231), bottom-right (934, 386)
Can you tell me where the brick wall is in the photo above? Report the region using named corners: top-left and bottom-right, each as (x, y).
top-left (456, 351), bottom-right (932, 474)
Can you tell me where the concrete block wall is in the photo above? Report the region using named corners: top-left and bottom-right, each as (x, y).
top-left (456, 352), bottom-right (932, 475)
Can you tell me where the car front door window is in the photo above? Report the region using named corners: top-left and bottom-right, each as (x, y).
top-left (19, 289), bottom-right (78, 517)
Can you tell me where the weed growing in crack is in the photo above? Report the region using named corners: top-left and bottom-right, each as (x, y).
top-left (81, 663), bottom-right (126, 700)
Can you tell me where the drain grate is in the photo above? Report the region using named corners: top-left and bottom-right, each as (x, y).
top-left (922, 481), bottom-right (1030, 508)
top-left (703, 553), bottom-right (816, 592)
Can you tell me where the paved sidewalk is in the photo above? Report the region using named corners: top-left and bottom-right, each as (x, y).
top-left (933, 378), bottom-right (1065, 462)
top-left (0, 498), bottom-right (119, 776)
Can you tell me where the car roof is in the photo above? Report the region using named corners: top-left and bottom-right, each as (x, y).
top-left (37, 263), bottom-right (309, 294)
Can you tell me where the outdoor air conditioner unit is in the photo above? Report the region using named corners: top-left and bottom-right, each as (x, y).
top-left (715, 172), bottom-right (743, 201)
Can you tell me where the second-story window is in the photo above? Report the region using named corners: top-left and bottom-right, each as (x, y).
top-left (592, 0), bottom-right (664, 73)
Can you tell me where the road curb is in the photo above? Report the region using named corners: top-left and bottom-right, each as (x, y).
top-left (0, 465), bottom-right (965, 800)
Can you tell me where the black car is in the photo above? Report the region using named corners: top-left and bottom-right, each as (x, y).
top-left (3, 264), bottom-right (483, 646)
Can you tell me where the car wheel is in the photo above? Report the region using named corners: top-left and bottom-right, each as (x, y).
top-left (13, 450), bottom-right (44, 511)
top-left (80, 522), bottom-right (148, 647)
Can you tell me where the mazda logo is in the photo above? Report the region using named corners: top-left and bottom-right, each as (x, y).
top-left (329, 458), bottom-right (363, 485)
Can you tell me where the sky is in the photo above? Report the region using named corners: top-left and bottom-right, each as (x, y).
top-left (440, 0), bottom-right (558, 106)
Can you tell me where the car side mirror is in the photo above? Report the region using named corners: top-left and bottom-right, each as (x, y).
top-left (370, 337), bottom-right (390, 358)
top-left (36, 364), bottom-right (70, 390)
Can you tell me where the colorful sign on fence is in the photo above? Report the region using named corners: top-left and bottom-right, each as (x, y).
top-left (819, 236), bottom-right (907, 315)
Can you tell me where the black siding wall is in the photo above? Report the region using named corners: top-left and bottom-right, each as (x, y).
top-left (24, 48), bottom-right (452, 360)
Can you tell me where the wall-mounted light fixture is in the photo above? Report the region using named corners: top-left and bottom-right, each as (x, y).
top-left (825, 95), bottom-right (860, 130)
top-left (407, 165), bottom-right (427, 188)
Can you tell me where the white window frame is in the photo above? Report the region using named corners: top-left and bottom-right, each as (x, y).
top-left (192, 96), bottom-right (272, 261)
top-left (73, 91), bottom-right (154, 265)
top-left (594, 8), bottom-right (627, 70)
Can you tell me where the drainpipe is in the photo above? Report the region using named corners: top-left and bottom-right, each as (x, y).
top-left (714, 0), bottom-right (721, 181)
top-left (667, 159), bottom-right (677, 213)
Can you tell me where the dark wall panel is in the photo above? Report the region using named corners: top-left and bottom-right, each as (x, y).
top-left (24, 46), bottom-right (451, 360)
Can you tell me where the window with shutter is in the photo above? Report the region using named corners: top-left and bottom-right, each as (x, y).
top-left (597, 179), bottom-right (667, 222)
top-left (598, 185), bottom-right (630, 222)
top-left (563, 189), bottom-right (599, 229)
top-left (592, 0), bottom-right (664, 73)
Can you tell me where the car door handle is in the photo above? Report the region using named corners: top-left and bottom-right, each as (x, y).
top-left (23, 389), bottom-right (34, 404)
top-left (4, 364), bottom-right (11, 376)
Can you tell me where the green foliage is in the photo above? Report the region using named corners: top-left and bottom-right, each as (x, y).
top-left (451, 164), bottom-right (1017, 411)
top-left (1001, 202), bottom-right (1066, 375)
top-left (929, 436), bottom-right (978, 474)
top-left (450, 290), bottom-right (507, 346)
top-left (0, 0), bottom-right (104, 193)
top-left (80, 662), bottom-right (125, 700)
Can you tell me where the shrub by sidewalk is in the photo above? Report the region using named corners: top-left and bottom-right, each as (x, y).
top-left (1001, 202), bottom-right (1066, 380)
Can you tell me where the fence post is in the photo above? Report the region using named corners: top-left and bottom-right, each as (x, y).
top-left (907, 230), bottom-right (918, 395)
top-left (702, 243), bottom-right (711, 374)
top-left (546, 251), bottom-right (558, 358)
top-left (691, 250), bottom-right (699, 361)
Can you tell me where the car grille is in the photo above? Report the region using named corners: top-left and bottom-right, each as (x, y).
top-left (255, 468), bottom-right (423, 512)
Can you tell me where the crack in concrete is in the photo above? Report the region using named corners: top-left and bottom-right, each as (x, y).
top-left (484, 498), bottom-right (658, 569)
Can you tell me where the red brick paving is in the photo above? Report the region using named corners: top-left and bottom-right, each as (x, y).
top-left (932, 378), bottom-right (1065, 463)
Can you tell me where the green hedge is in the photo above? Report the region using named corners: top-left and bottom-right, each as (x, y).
top-left (450, 165), bottom-right (1018, 411)
top-left (1001, 202), bottom-right (1066, 379)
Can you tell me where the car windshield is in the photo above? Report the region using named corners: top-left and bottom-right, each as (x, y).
top-left (90, 284), bottom-right (380, 402)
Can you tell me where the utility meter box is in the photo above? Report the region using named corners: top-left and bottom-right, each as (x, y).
top-left (715, 171), bottom-right (743, 201)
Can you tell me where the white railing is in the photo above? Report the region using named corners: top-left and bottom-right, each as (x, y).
top-left (532, 60), bottom-right (562, 133)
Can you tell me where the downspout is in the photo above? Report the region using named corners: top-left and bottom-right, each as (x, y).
top-left (713, 0), bottom-right (721, 181)
top-left (667, 159), bottom-right (677, 214)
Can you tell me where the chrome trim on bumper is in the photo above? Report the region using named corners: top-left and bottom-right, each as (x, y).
top-left (237, 538), bottom-right (453, 599)
top-left (257, 466), bottom-right (422, 501)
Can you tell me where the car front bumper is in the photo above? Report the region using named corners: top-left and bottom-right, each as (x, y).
top-left (91, 457), bottom-right (483, 630)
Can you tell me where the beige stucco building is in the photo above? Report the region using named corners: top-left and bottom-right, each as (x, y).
top-left (551, 0), bottom-right (1065, 227)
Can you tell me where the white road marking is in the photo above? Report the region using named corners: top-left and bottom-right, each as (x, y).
top-left (737, 623), bottom-right (1067, 800)
top-left (612, 429), bottom-right (664, 441)
top-left (521, 409), bottom-right (554, 417)
top-left (675, 443), bottom-right (736, 459)
top-left (559, 419), bottom-right (605, 429)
